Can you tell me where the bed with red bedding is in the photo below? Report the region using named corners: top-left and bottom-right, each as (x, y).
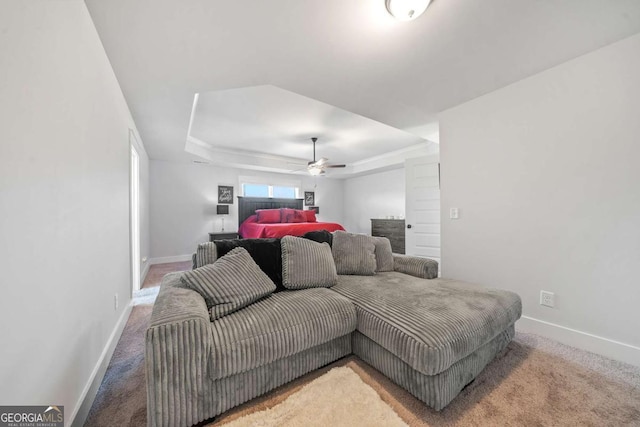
top-left (239, 214), bottom-right (345, 239)
top-left (236, 196), bottom-right (345, 239)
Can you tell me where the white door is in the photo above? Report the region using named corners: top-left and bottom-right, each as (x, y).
top-left (405, 154), bottom-right (441, 267)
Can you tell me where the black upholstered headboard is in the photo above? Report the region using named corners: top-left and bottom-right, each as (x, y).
top-left (238, 196), bottom-right (303, 226)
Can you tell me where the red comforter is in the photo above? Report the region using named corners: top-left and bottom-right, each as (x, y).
top-left (239, 215), bottom-right (345, 239)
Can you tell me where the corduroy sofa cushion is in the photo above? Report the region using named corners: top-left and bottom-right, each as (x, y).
top-left (393, 254), bottom-right (438, 279)
top-left (194, 242), bottom-right (217, 268)
top-left (209, 288), bottom-right (357, 380)
top-left (281, 236), bottom-right (337, 289)
top-left (301, 229), bottom-right (333, 246)
top-left (332, 231), bottom-right (376, 275)
top-left (332, 272), bottom-right (522, 375)
top-left (214, 238), bottom-right (284, 291)
top-left (371, 236), bottom-right (394, 272)
top-left (181, 247), bottom-right (276, 321)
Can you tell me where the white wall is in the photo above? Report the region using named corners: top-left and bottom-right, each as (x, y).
top-left (439, 33), bottom-right (640, 365)
top-left (149, 161), bottom-right (344, 259)
top-left (0, 1), bottom-right (149, 424)
top-left (342, 168), bottom-right (405, 234)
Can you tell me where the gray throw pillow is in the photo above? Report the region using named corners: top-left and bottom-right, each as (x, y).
top-left (195, 242), bottom-right (217, 268)
top-left (332, 231), bottom-right (377, 276)
top-left (181, 247), bottom-right (276, 320)
top-left (371, 236), bottom-right (394, 272)
top-left (281, 236), bottom-right (337, 289)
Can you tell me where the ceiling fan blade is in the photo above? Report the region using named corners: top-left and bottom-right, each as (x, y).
top-left (315, 157), bottom-right (329, 166)
top-left (287, 161), bottom-right (310, 173)
top-left (289, 167), bottom-right (309, 173)
top-left (326, 164), bottom-right (346, 168)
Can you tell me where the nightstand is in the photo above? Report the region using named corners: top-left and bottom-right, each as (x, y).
top-left (208, 231), bottom-right (239, 242)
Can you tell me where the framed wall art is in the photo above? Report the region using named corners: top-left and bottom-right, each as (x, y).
top-left (304, 191), bottom-right (315, 206)
top-left (218, 185), bottom-right (234, 204)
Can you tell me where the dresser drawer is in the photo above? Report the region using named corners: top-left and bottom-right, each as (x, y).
top-left (371, 219), bottom-right (405, 254)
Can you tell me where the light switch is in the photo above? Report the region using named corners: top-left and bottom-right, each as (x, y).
top-left (450, 207), bottom-right (459, 219)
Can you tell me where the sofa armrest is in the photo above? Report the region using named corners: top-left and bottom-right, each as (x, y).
top-left (393, 254), bottom-right (438, 279)
top-left (149, 272), bottom-right (210, 326)
top-left (146, 273), bottom-right (213, 427)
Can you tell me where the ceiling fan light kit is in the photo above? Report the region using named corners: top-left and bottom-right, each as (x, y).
top-left (305, 137), bottom-right (346, 176)
top-left (308, 167), bottom-right (324, 176)
top-left (385, 0), bottom-right (432, 21)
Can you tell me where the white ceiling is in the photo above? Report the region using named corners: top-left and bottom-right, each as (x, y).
top-left (85, 0), bottom-right (640, 175)
top-left (188, 85), bottom-right (428, 169)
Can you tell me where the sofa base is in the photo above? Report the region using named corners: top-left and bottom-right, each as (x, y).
top-left (352, 325), bottom-right (515, 411)
top-left (210, 334), bottom-right (352, 420)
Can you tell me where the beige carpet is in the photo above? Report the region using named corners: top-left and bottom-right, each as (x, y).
top-left (141, 261), bottom-right (191, 289)
top-left (85, 305), bottom-right (640, 427)
top-left (84, 263), bottom-right (640, 426)
top-left (133, 261), bottom-right (191, 305)
top-left (211, 349), bottom-right (640, 427)
top-left (218, 366), bottom-right (407, 427)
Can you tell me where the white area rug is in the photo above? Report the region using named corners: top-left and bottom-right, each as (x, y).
top-left (132, 286), bottom-right (160, 306)
top-left (220, 366), bottom-right (408, 427)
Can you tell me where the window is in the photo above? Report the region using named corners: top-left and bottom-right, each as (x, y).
top-left (243, 184), bottom-right (269, 197)
top-left (240, 176), bottom-right (301, 199)
top-left (273, 186), bottom-right (296, 198)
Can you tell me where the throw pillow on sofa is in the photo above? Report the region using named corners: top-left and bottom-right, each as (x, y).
top-left (301, 229), bottom-right (333, 246)
top-left (194, 242), bottom-right (217, 269)
top-left (332, 231), bottom-right (377, 276)
top-left (214, 238), bottom-right (284, 291)
top-left (371, 236), bottom-right (394, 272)
top-left (181, 247), bottom-right (276, 321)
top-left (281, 235), bottom-right (337, 289)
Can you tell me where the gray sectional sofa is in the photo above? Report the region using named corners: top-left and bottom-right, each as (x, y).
top-left (146, 232), bottom-right (521, 427)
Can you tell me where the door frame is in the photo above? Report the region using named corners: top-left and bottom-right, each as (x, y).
top-left (129, 130), bottom-right (141, 294)
top-left (405, 153), bottom-right (441, 269)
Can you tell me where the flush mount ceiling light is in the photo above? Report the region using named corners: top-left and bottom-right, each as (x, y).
top-left (385, 0), bottom-right (432, 21)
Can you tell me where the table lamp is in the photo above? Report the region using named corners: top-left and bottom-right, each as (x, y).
top-left (216, 205), bottom-right (229, 231)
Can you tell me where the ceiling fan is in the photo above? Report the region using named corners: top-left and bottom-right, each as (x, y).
top-left (306, 137), bottom-right (346, 176)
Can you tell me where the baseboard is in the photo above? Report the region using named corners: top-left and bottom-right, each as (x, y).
top-left (140, 260), bottom-right (150, 284)
top-left (69, 302), bottom-right (134, 427)
top-left (516, 315), bottom-right (640, 367)
top-left (149, 254), bottom-right (192, 265)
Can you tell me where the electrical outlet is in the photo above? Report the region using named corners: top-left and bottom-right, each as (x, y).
top-left (540, 290), bottom-right (554, 308)
top-left (450, 207), bottom-right (459, 219)
top-left (114, 293), bottom-right (119, 311)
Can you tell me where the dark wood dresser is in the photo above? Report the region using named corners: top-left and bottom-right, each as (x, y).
top-left (371, 219), bottom-right (405, 254)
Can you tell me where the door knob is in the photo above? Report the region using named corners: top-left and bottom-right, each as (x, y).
top-left (407, 224), bottom-right (412, 229)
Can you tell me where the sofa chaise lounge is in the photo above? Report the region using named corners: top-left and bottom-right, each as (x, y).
top-left (146, 232), bottom-right (521, 427)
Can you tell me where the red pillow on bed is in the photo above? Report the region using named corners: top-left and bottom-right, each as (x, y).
top-left (280, 208), bottom-right (306, 223)
top-left (256, 209), bottom-right (281, 224)
top-left (291, 210), bottom-right (306, 223)
top-left (280, 208), bottom-right (294, 223)
top-left (304, 210), bottom-right (317, 222)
